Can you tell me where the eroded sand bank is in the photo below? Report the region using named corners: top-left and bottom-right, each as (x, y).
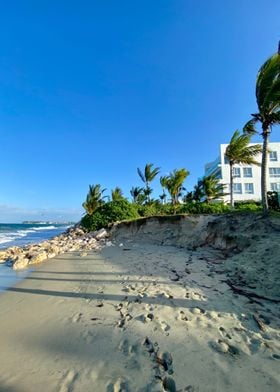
top-left (0, 240), bottom-right (279, 391)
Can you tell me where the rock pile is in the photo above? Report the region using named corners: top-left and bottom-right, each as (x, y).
top-left (0, 226), bottom-right (109, 270)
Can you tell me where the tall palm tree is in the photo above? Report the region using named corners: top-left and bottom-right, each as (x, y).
top-left (225, 131), bottom-right (262, 208)
top-left (111, 186), bottom-right (124, 201)
top-left (137, 163), bottom-right (160, 202)
top-left (159, 175), bottom-right (169, 204)
top-left (130, 186), bottom-right (145, 204)
top-left (200, 174), bottom-right (226, 203)
top-left (82, 184), bottom-right (106, 215)
top-left (244, 42), bottom-right (280, 215)
top-left (165, 168), bottom-right (189, 205)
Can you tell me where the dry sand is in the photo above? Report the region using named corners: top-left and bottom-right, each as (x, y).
top-left (0, 237), bottom-right (279, 391)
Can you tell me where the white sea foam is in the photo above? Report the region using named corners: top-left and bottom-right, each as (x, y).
top-left (0, 236), bottom-right (15, 245)
top-left (0, 225), bottom-right (68, 248)
top-left (32, 226), bottom-right (56, 231)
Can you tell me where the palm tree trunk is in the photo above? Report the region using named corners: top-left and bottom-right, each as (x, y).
top-left (146, 182), bottom-right (150, 203)
top-left (230, 163), bottom-right (234, 209)
top-left (261, 125), bottom-right (270, 216)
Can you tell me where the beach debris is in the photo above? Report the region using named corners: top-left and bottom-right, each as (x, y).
top-left (156, 351), bottom-right (173, 371)
top-left (253, 314), bottom-right (267, 332)
top-left (162, 376), bottom-right (176, 392)
top-left (225, 279), bottom-right (280, 304)
top-left (117, 318), bottom-right (125, 328)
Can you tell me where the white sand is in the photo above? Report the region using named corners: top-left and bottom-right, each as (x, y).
top-left (0, 243), bottom-right (279, 391)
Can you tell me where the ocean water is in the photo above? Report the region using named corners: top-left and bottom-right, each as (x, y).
top-left (0, 223), bottom-right (71, 249)
top-left (0, 223), bottom-right (72, 292)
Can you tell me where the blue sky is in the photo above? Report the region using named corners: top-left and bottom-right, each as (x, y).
top-left (0, 0), bottom-right (279, 222)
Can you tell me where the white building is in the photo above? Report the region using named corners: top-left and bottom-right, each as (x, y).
top-left (204, 142), bottom-right (280, 203)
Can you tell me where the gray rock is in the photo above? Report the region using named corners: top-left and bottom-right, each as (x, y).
top-left (95, 228), bottom-right (108, 240)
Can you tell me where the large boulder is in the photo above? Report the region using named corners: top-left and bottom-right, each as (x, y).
top-left (0, 251), bottom-right (8, 263)
top-left (13, 255), bottom-right (30, 270)
top-left (29, 251), bottom-right (48, 265)
top-left (95, 228), bottom-right (108, 240)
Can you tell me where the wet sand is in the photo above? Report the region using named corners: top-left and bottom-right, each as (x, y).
top-left (0, 243), bottom-right (279, 391)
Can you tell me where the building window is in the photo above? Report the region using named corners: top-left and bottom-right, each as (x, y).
top-left (244, 183), bottom-right (254, 194)
top-left (269, 168), bottom-right (280, 177)
top-left (269, 151), bottom-right (278, 161)
top-left (232, 167), bottom-right (241, 177)
top-left (270, 183), bottom-right (280, 191)
top-left (233, 183), bottom-right (242, 194)
top-left (243, 167), bottom-right (252, 177)
top-left (224, 156), bottom-right (229, 164)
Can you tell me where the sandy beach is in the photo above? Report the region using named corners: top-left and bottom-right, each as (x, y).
top-left (0, 222), bottom-right (279, 391)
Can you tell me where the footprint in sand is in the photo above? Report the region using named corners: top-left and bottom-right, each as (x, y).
top-left (59, 370), bottom-right (77, 392)
top-left (106, 377), bottom-right (130, 392)
top-left (136, 313), bottom-right (154, 323)
top-left (191, 291), bottom-right (207, 301)
top-left (160, 320), bottom-right (171, 333)
top-left (210, 339), bottom-right (240, 356)
top-left (219, 326), bottom-right (232, 340)
top-left (178, 310), bottom-right (191, 322)
top-left (72, 313), bottom-right (82, 323)
top-left (191, 307), bottom-right (206, 315)
top-left (118, 338), bottom-right (139, 356)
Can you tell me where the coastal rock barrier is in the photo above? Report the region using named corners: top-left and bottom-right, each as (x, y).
top-left (0, 226), bottom-right (109, 270)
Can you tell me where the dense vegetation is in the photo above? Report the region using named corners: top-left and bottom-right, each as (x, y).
top-left (81, 199), bottom-right (139, 231)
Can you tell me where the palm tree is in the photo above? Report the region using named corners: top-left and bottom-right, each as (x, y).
top-left (82, 184), bottom-right (106, 215)
top-left (165, 168), bottom-right (189, 205)
top-left (159, 175), bottom-right (169, 204)
top-left (244, 42), bottom-right (280, 215)
top-left (130, 186), bottom-right (145, 204)
top-left (225, 130), bottom-right (262, 208)
top-left (137, 163), bottom-right (160, 202)
top-left (200, 174), bottom-right (226, 203)
top-left (111, 186), bottom-right (124, 201)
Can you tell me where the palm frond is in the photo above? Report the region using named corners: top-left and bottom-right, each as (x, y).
top-left (144, 163), bottom-right (160, 182)
top-left (263, 77), bottom-right (280, 113)
top-left (256, 52), bottom-right (280, 112)
top-left (243, 119), bottom-right (258, 134)
top-left (137, 167), bottom-right (145, 183)
top-left (225, 130), bottom-right (262, 166)
top-left (269, 110), bottom-right (280, 125)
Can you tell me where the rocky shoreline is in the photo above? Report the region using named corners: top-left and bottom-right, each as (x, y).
top-left (0, 226), bottom-right (109, 270)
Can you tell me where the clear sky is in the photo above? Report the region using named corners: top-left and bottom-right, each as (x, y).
top-left (0, 0), bottom-right (279, 222)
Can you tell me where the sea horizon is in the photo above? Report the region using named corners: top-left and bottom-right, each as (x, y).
top-left (0, 222), bottom-right (73, 250)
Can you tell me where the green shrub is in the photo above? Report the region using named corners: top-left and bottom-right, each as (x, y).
top-left (80, 199), bottom-right (140, 231)
top-left (267, 191), bottom-right (280, 211)
top-left (137, 203), bottom-right (174, 217)
top-left (234, 202), bottom-right (261, 212)
top-left (180, 202), bottom-right (230, 214)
